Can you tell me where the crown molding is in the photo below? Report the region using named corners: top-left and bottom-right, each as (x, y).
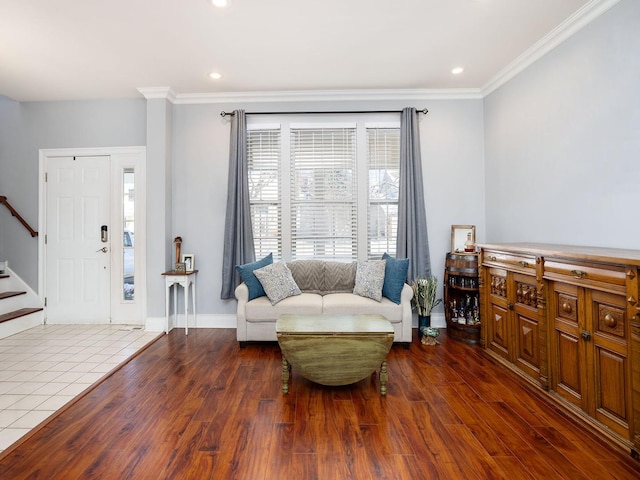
top-left (134, 88), bottom-right (482, 105)
top-left (481, 0), bottom-right (620, 96)
top-left (137, 87), bottom-right (177, 103)
top-left (172, 88), bottom-right (483, 105)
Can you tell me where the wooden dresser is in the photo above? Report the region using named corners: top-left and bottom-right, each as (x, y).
top-left (479, 243), bottom-right (640, 458)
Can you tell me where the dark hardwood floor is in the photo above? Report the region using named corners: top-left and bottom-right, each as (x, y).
top-left (0, 328), bottom-right (639, 479)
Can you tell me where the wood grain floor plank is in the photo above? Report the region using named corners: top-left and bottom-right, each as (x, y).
top-left (0, 328), bottom-right (638, 479)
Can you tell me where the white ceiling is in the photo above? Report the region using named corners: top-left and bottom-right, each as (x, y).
top-left (0, 0), bottom-right (616, 102)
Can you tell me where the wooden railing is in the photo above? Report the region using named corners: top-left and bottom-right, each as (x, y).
top-left (0, 196), bottom-right (38, 237)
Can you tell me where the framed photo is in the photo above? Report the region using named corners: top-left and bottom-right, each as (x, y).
top-left (451, 225), bottom-right (476, 254)
top-left (181, 254), bottom-right (195, 272)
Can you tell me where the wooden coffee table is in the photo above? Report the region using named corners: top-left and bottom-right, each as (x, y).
top-left (276, 314), bottom-right (394, 395)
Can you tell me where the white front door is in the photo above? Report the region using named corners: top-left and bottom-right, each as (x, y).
top-left (45, 156), bottom-right (111, 323)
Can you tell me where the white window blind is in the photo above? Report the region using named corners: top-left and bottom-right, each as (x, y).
top-left (247, 128), bottom-right (282, 259)
top-left (290, 128), bottom-right (357, 259)
top-left (367, 127), bottom-right (400, 258)
top-left (247, 117), bottom-right (400, 262)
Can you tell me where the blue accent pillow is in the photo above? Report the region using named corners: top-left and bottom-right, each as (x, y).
top-left (381, 253), bottom-right (409, 304)
top-left (235, 253), bottom-right (273, 300)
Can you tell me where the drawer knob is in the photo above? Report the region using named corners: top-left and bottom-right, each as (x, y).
top-left (489, 256), bottom-right (497, 261)
top-left (519, 261), bottom-right (529, 268)
top-left (571, 270), bottom-right (587, 279)
top-left (603, 313), bottom-right (617, 328)
top-left (562, 302), bottom-right (572, 314)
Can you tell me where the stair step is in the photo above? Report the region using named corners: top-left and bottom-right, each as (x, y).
top-left (0, 308), bottom-right (44, 325)
top-left (0, 291), bottom-right (27, 300)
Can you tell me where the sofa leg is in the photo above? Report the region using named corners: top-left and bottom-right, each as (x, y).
top-left (239, 341), bottom-right (247, 348)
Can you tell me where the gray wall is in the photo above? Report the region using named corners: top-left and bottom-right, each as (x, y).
top-left (483, 0), bottom-right (640, 249)
top-left (170, 99), bottom-right (486, 317)
top-left (0, 97), bottom-right (146, 287)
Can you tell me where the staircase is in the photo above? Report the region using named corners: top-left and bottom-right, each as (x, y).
top-left (0, 265), bottom-right (44, 339)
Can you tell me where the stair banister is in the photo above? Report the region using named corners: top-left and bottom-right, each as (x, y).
top-left (0, 196), bottom-right (38, 237)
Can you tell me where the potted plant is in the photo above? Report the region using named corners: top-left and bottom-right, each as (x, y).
top-left (412, 276), bottom-right (442, 340)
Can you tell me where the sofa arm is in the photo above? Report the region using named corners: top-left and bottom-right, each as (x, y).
top-left (235, 283), bottom-right (249, 341)
top-left (235, 282), bottom-right (249, 302)
top-left (399, 283), bottom-right (414, 343)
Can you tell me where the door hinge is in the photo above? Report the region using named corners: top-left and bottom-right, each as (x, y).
top-left (44, 297), bottom-right (47, 307)
top-left (45, 172), bottom-right (47, 182)
top-left (45, 234), bottom-right (47, 245)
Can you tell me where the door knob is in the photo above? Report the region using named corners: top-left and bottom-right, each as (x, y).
top-left (96, 247), bottom-right (108, 253)
top-left (581, 330), bottom-right (591, 341)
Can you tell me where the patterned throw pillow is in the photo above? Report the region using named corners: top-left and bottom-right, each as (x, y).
top-left (287, 260), bottom-right (324, 293)
top-left (322, 261), bottom-right (357, 293)
top-left (235, 253), bottom-right (273, 300)
top-left (254, 261), bottom-right (302, 305)
top-left (353, 260), bottom-right (386, 302)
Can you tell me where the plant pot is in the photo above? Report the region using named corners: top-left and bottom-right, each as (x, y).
top-left (418, 315), bottom-right (431, 339)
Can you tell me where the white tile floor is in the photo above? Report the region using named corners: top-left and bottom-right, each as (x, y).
top-left (0, 324), bottom-right (160, 452)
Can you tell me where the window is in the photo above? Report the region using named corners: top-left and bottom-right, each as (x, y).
top-left (247, 116), bottom-right (400, 261)
top-left (367, 128), bottom-right (400, 258)
top-left (291, 127), bottom-right (357, 259)
top-left (247, 129), bottom-right (281, 260)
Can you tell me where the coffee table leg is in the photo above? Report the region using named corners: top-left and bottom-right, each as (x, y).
top-left (379, 360), bottom-right (388, 396)
top-left (282, 356), bottom-right (291, 394)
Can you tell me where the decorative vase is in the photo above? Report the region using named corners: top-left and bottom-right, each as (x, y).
top-left (418, 315), bottom-right (431, 339)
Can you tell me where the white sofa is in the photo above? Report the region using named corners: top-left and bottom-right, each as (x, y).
top-left (235, 259), bottom-right (413, 346)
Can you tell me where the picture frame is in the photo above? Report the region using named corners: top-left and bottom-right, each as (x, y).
top-left (451, 225), bottom-right (476, 254)
top-left (181, 254), bottom-right (195, 272)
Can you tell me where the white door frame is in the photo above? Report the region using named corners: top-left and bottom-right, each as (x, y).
top-left (38, 146), bottom-right (147, 325)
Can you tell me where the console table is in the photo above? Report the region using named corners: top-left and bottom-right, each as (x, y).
top-left (162, 270), bottom-right (198, 334)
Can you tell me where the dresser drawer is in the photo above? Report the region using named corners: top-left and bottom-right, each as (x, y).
top-left (543, 259), bottom-right (626, 291)
top-left (482, 250), bottom-right (536, 274)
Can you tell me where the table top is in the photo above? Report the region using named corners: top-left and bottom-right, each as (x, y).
top-left (162, 270), bottom-right (198, 276)
top-left (276, 314), bottom-right (393, 336)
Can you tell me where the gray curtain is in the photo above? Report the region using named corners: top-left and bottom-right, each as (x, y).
top-left (220, 110), bottom-right (255, 299)
top-left (397, 107), bottom-right (431, 282)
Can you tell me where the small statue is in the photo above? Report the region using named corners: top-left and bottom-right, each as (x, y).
top-left (174, 237), bottom-right (183, 270)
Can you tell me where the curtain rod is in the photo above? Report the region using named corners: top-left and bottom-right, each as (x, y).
top-left (220, 108), bottom-right (428, 117)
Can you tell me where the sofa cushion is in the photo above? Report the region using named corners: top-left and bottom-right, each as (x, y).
top-left (245, 293), bottom-right (323, 321)
top-left (235, 253), bottom-right (273, 301)
top-left (381, 253), bottom-right (410, 304)
top-left (287, 260), bottom-right (325, 294)
top-left (254, 262), bottom-right (301, 305)
top-left (353, 260), bottom-right (386, 301)
top-left (322, 293), bottom-right (403, 322)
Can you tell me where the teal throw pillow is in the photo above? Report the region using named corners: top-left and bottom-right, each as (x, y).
top-left (381, 253), bottom-right (409, 304)
top-left (235, 253), bottom-right (273, 300)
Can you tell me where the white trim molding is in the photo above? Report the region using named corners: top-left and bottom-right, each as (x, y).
top-left (145, 314), bottom-right (236, 332)
top-left (137, 87), bottom-right (483, 105)
top-left (482, 0), bottom-right (621, 96)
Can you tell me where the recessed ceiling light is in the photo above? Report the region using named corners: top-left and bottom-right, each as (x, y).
top-left (210, 72), bottom-right (222, 80)
top-left (451, 66), bottom-right (464, 75)
top-left (211, 0), bottom-right (228, 7)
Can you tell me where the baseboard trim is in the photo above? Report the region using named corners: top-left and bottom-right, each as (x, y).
top-left (145, 314), bottom-right (237, 332)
